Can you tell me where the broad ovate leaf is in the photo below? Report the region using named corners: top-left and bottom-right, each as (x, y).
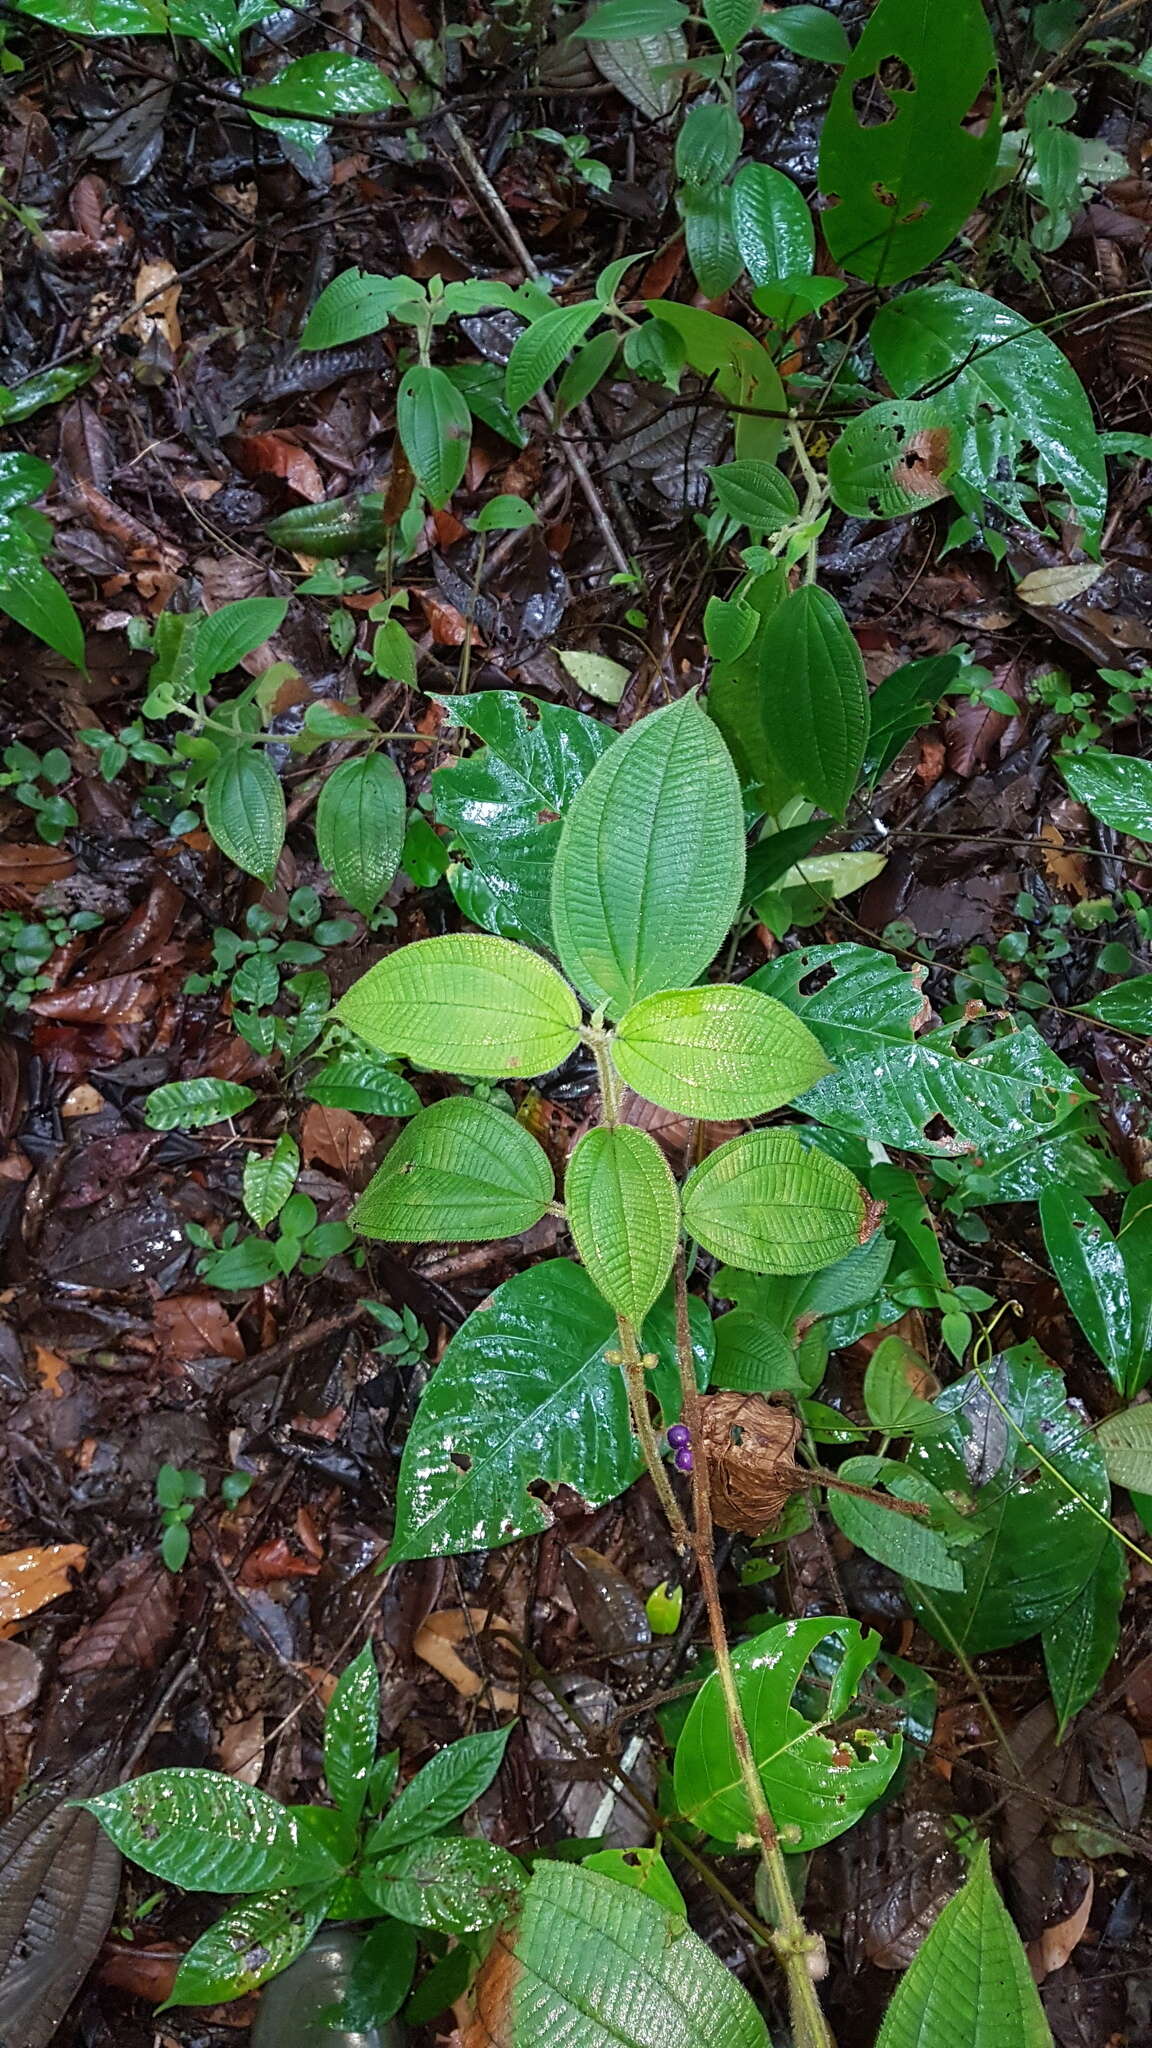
top-left (550, 695), bottom-right (745, 1019)
top-left (819, 0), bottom-right (1001, 286)
top-left (563, 1124), bottom-right (679, 1327)
top-left (336, 934), bottom-right (582, 1080)
top-left (611, 983), bottom-right (830, 1120)
top-left (1096, 1404), bottom-right (1152, 1492)
top-left (875, 1842), bottom-right (1052, 2048)
top-left (1061, 748), bottom-right (1152, 841)
top-left (466, 1861), bottom-right (771, 2048)
top-left (645, 300), bottom-right (786, 462)
top-left (757, 585), bottom-right (870, 818)
top-left (682, 1129), bottom-right (868, 1274)
top-left (81, 1771), bottom-right (336, 1893)
top-left (828, 398), bottom-right (957, 518)
top-left (388, 1260), bottom-right (712, 1562)
top-left (316, 753), bottom-right (406, 916)
top-left (730, 161), bottom-right (814, 283)
top-left (366, 1837), bottom-right (523, 1935)
top-left (673, 1615), bottom-right (902, 1848)
top-left (352, 1096), bottom-right (555, 1243)
top-left (397, 363), bottom-right (472, 508)
top-left (203, 748), bottom-right (286, 883)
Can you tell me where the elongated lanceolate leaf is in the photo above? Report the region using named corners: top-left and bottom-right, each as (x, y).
top-left (144, 1078), bottom-right (257, 1130)
top-left (505, 304), bottom-right (600, 413)
top-left (316, 753), bottom-right (406, 916)
top-left (388, 1260), bottom-right (712, 1562)
top-left (81, 1771), bottom-right (337, 1894)
top-left (203, 748), bottom-right (286, 883)
top-left (468, 1862), bottom-right (771, 2048)
top-left (563, 1124), bottom-right (679, 1326)
top-left (165, 1889), bottom-right (330, 2008)
top-left (396, 364), bottom-right (472, 508)
top-left (367, 1727), bottom-right (511, 1855)
top-left (352, 1096), bottom-right (554, 1243)
top-left (819, 0), bottom-right (1001, 286)
top-left (243, 1132), bottom-right (299, 1228)
top-left (674, 1615), bottom-right (902, 1848)
top-left (875, 1843), bottom-right (1052, 2048)
top-left (1043, 1537), bottom-right (1125, 1739)
top-left (682, 1129), bottom-right (868, 1274)
top-left (611, 982), bottom-right (829, 1119)
top-left (336, 934), bottom-right (582, 1079)
top-left (1040, 1187), bottom-right (1134, 1393)
top-left (324, 1643), bottom-right (380, 1822)
top-left (550, 695), bottom-right (745, 1019)
top-left (756, 584), bottom-right (869, 817)
top-left (1061, 748), bottom-right (1152, 841)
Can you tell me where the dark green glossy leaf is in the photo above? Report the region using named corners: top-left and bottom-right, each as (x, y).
top-left (730, 162), bottom-right (815, 282)
top-left (862, 653), bottom-right (958, 782)
top-left (324, 1643), bottom-right (380, 1821)
top-left (1043, 1537), bottom-right (1125, 1739)
top-left (761, 4), bottom-right (849, 61)
top-left (243, 1132), bottom-right (299, 1228)
top-left (246, 51), bottom-right (399, 117)
top-left (1061, 749), bottom-right (1152, 841)
top-left (825, 1456), bottom-right (970, 1592)
top-left (365, 1837), bottom-right (523, 1933)
top-left (304, 1057), bottom-right (420, 1117)
top-left (336, 1919), bottom-right (418, 2031)
top-left (388, 1259), bottom-right (712, 1562)
top-left (367, 1726), bottom-right (511, 1854)
top-left (0, 519), bottom-right (86, 668)
top-left (14, 0), bottom-right (166, 29)
top-left (757, 585), bottom-right (870, 817)
top-left (165, 1888), bottom-right (330, 2008)
top-left (1040, 1187), bottom-right (1133, 1393)
top-left (680, 183), bottom-right (743, 298)
top-left (1079, 973), bottom-right (1152, 1031)
top-left (81, 1770), bottom-right (338, 1893)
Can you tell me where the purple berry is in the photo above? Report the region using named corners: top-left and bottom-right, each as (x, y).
top-left (674, 1446), bottom-right (694, 1474)
top-left (667, 1424), bottom-right (691, 1450)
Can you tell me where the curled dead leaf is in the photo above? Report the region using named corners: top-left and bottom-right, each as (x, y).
top-left (698, 1392), bottom-right (803, 1537)
top-left (413, 1608), bottom-right (519, 1713)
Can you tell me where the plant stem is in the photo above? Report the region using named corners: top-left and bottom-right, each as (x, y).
top-left (614, 1312), bottom-right (691, 1553)
top-left (672, 1254), bottom-right (834, 2048)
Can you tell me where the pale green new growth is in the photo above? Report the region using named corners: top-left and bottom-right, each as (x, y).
top-left (612, 983), bottom-right (830, 1119)
top-left (682, 1128), bottom-right (868, 1273)
top-left (335, 932), bottom-right (582, 1078)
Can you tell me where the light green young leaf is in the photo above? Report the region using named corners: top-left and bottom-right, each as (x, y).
top-left (505, 303), bottom-right (601, 413)
top-left (612, 983), bottom-right (829, 1119)
top-left (80, 1770), bottom-right (336, 1893)
top-left (316, 752), bottom-right (406, 915)
top-left (556, 651), bottom-right (630, 705)
top-left (550, 695), bottom-right (745, 1019)
top-left (165, 1888), bottom-right (330, 2008)
top-left (487, 1862), bottom-right (770, 2048)
top-left (702, 0), bottom-right (759, 57)
top-left (710, 1309), bottom-right (806, 1394)
top-left (1096, 1403), bottom-right (1152, 1492)
top-left (1061, 748), bottom-right (1152, 841)
top-left (730, 162), bottom-right (815, 282)
top-left (367, 1726), bottom-right (511, 1854)
top-left (243, 1132), bottom-right (300, 1228)
top-left (564, 1124), bottom-right (679, 1327)
top-left (472, 493), bottom-right (539, 532)
top-left (145, 1078), bottom-right (257, 1131)
top-left (203, 748), bottom-right (286, 883)
top-left (300, 268), bottom-right (419, 348)
top-left (756, 585), bottom-right (869, 818)
top-left (352, 1095), bottom-right (554, 1243)
top-left (336, 933), bottom-right (582, 1079)
top-left (760, 4), bottom-right (850, 62)
top-left (645, 300), bottom-right (787, 461)
top-left (573, 0), bottom-right (687, 37)
top-left (875, 1842), bottom-right (1052, 2048)
top-left (819, 0), bottom-right (1002, 286)
top-left (365, 1837), bottom-right (523, 1934)
top-left (674, 1615), bottom-right (902, 1847)
top-left (863, 1335), bottom-right (942, 1435)
top-left (682, 1129), bottom-right (868, 1274)
top-left (397, 363), bottom-right (472, 508)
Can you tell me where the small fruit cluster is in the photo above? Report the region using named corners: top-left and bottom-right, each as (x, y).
top-left (667, 1423), bottom-right (693, 1474)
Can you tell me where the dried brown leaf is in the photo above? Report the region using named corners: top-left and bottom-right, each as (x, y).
top-left (301, 1101), bottom-right (372, 1178)
top-left (698, 1392), bottom-right (802, 1537)
top-left (58, 1556), bottom-right (178, 1675)
top-left (0, 1545), bottom-right (87, 1625)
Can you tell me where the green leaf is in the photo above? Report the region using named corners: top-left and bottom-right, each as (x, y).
top-left (872, 284), bottom-right (1107, 549)
top-left (505, 303), bottom-right (601, 412)
top-left (243, 1132), bottom-right (299, 1228)
top-left (472, 492), bottom-right (539, 532)
top-left (336, 1919), bottom-right (418, 2031)
top-left (396, 364), bottom-right (472, 508)
top-left (367, 1727), bottom-right (511, 1854)
top-left (203, 748), bottom-right (286, 883)
top-left (863, 653), bottom-right (957, 783)
top-left (324, 1643), bottom-right (380, 1822)
top-left (1096, 1403), bottom-right (1152, 1491)
top-left (0, 362), bottom-right (96, 426)
top-left (702, 0), bottom-right (759, 57)
top-left (645, 301), bottom-right (786, 461)
top-left (904, 1346), bottom-right (1121, 1654)
top-left (750, 944), bottom-right (1086, 1154)
top-left (675, 102), bottom-right (742, 185)
top-left (573, 0), bottom-right (687, 37)
top-left (730, 162), bottom-right (815, 282)
top-left (703, 595), bottom-right (758, 665)
top-left (825, 1456), bottom-right (970, 1592)
top-left (710, 1309), bottom-right (806, 1394)
top-left (682, 1129), bottom-right (867, 1274)
top-left (582, 1845), bottom-right (685, 1913)
top-left (819, 0), bottom-right (1002, 286)
top-left (680, 183), bottom-right (743, 299)
top-left (0, 452), bottom-right (55, 510)
top-left (305, 1057), bottom-right (420, 1116)
top-left (336, 933), bottom-right (581, 1080)
top-left (300, 267), bottom-right (416, 348)
top-left (864, 1335), bottom-right (941, 1435)
top-left (0, 523), bottom-right (86, 669)
top-left (80, 1770), bottom-right (337, 1893)
top-left (755, 585), bottom-right (869, 818)
top-left (1079, 974), bottom-right (1152, 1032)
top-left (564, 1124), bottom-right (679, 1327)
top-left (144, 1078), bottom-right (257, 1130)
top-left (555, 651), bottom-right (630, 706)
top-left (1040, 1187), bottom-right (1133, 1393)
top-left (388, 1259), bottom-right (712, 1562)
top-left (875, 1842), bottom-right (1052, 2048)
top-left (195, 597), bottom-right (288, 685)
top-left (1043, 1536), bottom-right (1125, 1739)
top-left (1061, 748), bottom-right (1152, 840)
top-left (674, 1615), bottom-right (902, 1847)
top-left (708, 459), bottom-right (799, 533)
top-left (431, 690), bottom-right (615, 950)
top-left (760, 4), bottom-right (850, 61)
top-left (611, 983), bottom-right (830, 1120)
top-left (550, 695), bottom-right (745, 1020)
top-left (165, 1888), bottom-right (329, 2009)
top-left (14, 0), bottom-right (166, 30)
top-left (316, 753), bottom-right (406, 916)
top-left (246, 51), bottom-right (399, 117)
top-left (353, 1095), bottom-right (554, 1243)
top-left (828, 399), bottom-right (957, 519)
top-left (489, 1862), bottom-right (769, 2048)
top-left (365, 1836), bottom-right (523, 1934)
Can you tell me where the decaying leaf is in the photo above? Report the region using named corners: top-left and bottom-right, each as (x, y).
top-left (0, 1546), bottom-right (87, 1626)
top-left (698, 1392), bottom-right (803, 1537)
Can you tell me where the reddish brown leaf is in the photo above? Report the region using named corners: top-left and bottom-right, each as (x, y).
top-left (231, 433), bottom-right (326, 501)
top-left (462, 1932), bottom-right (521, 2048)
top-left (99, 1943), bottom-right (183, 2004)
top-left (301, 1102), bottom-right (372, 1177)
top-left (154, 1293), bottom-right (246, 1363)
top-left (238, 1539), bottom-right (322, 1587)
top-left (82, 877), bottom-right (183, 978)
top-left (58, 1556), bottom-right (179, 1675)
top-left (943, 661), bottom-right (1027, 776)
top-left (30, 974), bottom-right (156, 1024)
top-left (0, 1544), bottom-right (87, 1624)
top-left (0, 844), bottom-right (75, 892)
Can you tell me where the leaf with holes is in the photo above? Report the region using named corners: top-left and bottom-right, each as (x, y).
top-left (164, 1888), bottom-right (331, 2008)
top-left (316, 753), bottom-right (406, 916)
top-left (337, 934), bottom-right (582, 1080)
top-left (756, 586), bottom-right (870, 817)
top-left (81, 1771), bottom-right (338, 1893)
top-left (396, 364), bottom-right (472, 508)
top-left (564, 1124), bottom-right (679, 1327)
top-left (611, 984), bottom-right (829, 1120)
top-left (819, 0), bottom-right (1001, 286)
top-left (352, 1096), bottom-right (554, 1243)
top-left (682, 1130), bottom-right (868, 1275)
top-left (829, 399), bottom-right (957, 518)
top-left (674, 1616), bottom-right (902, 1848)
top-left (550, 695), bottom-right (745, 1019)
top-left (388, 1259), bottom-right (712, 1562)
top-left (431, 691), bottom-right (615, 950)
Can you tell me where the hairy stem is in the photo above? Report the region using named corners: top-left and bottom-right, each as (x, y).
top-left (672, 1254), bottom-right (834, 2048)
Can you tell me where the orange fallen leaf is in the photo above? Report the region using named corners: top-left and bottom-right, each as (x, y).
top-left (0, 1544), bottom-right (87, 1624)
top-left (1028, 1870), bottom-right (1093, 1979)
top-left (414, 1608), bottom-right (518, 1712)
top-left (33, 1346), bottom-right (69, 1397)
